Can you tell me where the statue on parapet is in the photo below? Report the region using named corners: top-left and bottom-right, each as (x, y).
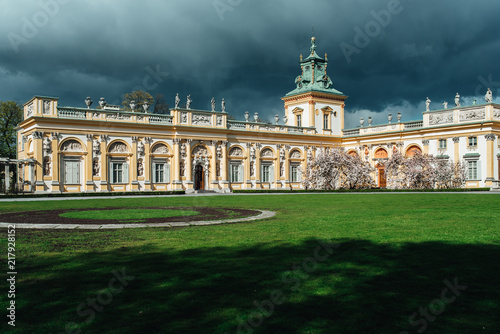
top-left (186, 95), bottom-right (192, 109)
top-left (485, 88), bottom-right (493, 103)
top-left (211, 97), bottom-right (216, 112)
top-left (426, 97), bottom-right (431, 111)
top-left (175, 93), bottom-right (180, 109)
top-left (455, 93), bottom-right (461, 107)
top-left (442, 101), bottom-right (448, 109)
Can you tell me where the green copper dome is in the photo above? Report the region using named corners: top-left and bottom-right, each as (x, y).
top-left (285, 37), bottom-right (345, 97)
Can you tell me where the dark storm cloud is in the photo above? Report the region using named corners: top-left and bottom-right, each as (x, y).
top-left (1, 0), bottom-right (500, 127)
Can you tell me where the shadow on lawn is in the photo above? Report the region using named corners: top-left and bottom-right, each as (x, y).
top-left (20, 238), bottom-right (500, 334)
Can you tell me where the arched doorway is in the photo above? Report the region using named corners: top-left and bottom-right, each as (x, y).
top-left (376, 163), bottom-right (387, 188)
top-left (194, 165), bottom-right (204, 190)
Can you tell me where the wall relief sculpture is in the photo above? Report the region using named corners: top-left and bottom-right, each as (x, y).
top-left (260, 148), bottom-right (274, 158)
top-left (192, 113), bottom-right (212, 125)
top-left (229, 147), bottom-right (243, 157)
top-left (290, 150), bottom-right (302, 159)
top-left (152, 144), bottom-right (169, 154)
top-left (192, 145), bottom-right (208, 157)
top-left (109, 142), bottom-right (129, 153)
top-left (460, 109), bottom-right (486, 122)
top-left (61, 140), bottom-right (83, 152)
top-left (429, 112), bottom-right (453, 125)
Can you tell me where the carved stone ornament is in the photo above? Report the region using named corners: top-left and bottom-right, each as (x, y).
top-left (43, 100), bottom-right (51, 115)
top-left (452, 137), bottom-right (460, 144)
top-left (460, 109), bottom-right (485, 122)
top-left (137, 141), bottom-right (145, 156)
top-left (485, 134), bottom-right (496, 141)
top-left (32, 131), bottom-right (43, 139)
top-left (429, 111), bottom-right (453, 125)
top-left (93, 158), bottom-right (100, 176)
top-left (217, 115), bottom-right (223, 126)
top-left (100, 135), bottom-right (109, 142)
top-left (493, 109), bottom-right (500, 119)
top-left (422, 140), bottom-right (430, 146)
top-left (152, 144), bottom-right (169, 154)
top-left (144, 137), bottom-right (153, 144)
top-left (43, 157), bottom-right (51, 176)
top-left (229, 147), bottom-right (243, 157)
top-left (216, 145), bottom-right (222, 159)
top-left (137, 159), bottom-right (144, 176)
top-left (192, 145), bottom-right (208, 157)
top-left (192, 113), bottom-right (212, 125)
top-left (27, 103), bottom-right (34, 117)
top-left (51, 132), bottom-right (59, 140)
top-left (181, 112), bottom-right (188, 124)
top-left (260, 148), bottom-right (274, 158)
top-left (109, 142), bottom-right (129, 153)
top-left (290, 150), bottom-right (302, 159)
top-left (61, 140), bottom-right (83, 152)
top-left (93, 139), bottom-right (100, 155)
top-left (43, 137), bottom-right (52, 155)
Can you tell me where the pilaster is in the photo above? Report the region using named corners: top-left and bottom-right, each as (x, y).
top-left (422, 140), bottom-right (430, 155)
top-left (130, 137), bottom-right (139, 190)
top-left (485, 134), bottom-right (496, 185)
top-left (185, 139), bottom-right (193, 191)
top-left (172, 138), bottom-right (182, 189)
top-left (210, 140), bottom-right (218, 189)
top-left (51, 132), bottom-right (60, 192)
top-left (99, 135), bottom-right (109, 192)
top-left (143, 137), bottom-right (152, 191)
top-left (453, 137), bottom-right (460, 163)
top-left (32, 131), bottom-right (45, 193)
top-left (309, 101), bottom-right (315, 128)
top-left (85, 134), bottom-right (94, 192)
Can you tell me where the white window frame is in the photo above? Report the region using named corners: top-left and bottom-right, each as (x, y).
top-left (152, 160), bottom-right (170, 183)
top-left (230, 162), bottom-right (243, 183)
top-left (261, 163), bottom-right (274, 183)
top-left (468, 136), bottom-right (477, 147)
top-left (323, 114), bottom-right (329, 130)
top-left (290, 164), bottom-right (301, 182)
top-left (62, 158), bottom-right (81, 185)
top-left (109, 159), bottom-right (129, 184)
top-left (296, 115), bottom-right (302, 127)
top-left (439, 139), bottom-right (447, 149)
top-left (468, 160), bottom-right (478, 180)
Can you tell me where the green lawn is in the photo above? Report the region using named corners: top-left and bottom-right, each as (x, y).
top-left (1, 194), bottom-right (499, 334)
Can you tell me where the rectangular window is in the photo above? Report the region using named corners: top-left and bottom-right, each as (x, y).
top-left (230, 164), bottom-right (242, 183)
top-left (64, 160), bottom-right (80, 184)
top-left (291, 164), bottom-right (301, 182)
top-left (113, 163), bottom-right (123, 183)
top-left (155, 163), bottom-right (165, 183)
top-left (152, 161), bottom-right (170, 183)
top-left (439, 139), bottom-right (447, 149)
top-left (296, 115), bottom-right (302, 127)
top-left (323, 114), bottom-right (329, 129)
top-left (468, 136), bottom-right (477, 147)
top-left (262, 165), bottom-right (270, 183)
top-left (468, 161), bottom-right (478, 180)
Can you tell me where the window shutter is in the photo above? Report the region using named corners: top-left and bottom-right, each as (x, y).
top-left (109, 162), bottom-right (114, 184)
top-left (260, 164), bottom-right (263, 181)
top-left (152, 162), bottom-right (156, 183)
top-left (75, 161), bottom-right (80, 184)
top-left (166, 163), bottom-right (170, 183)
top-left (477, 161), bottom-right (482, 180)
top-left (270, 165), bottom-right (274, 182)
top-left (238, 164), bottom-right (244, 183)
top-left (123, 163), bottom-right (129, 183)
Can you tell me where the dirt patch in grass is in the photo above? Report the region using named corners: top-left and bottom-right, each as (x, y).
top-left (0, 207), bottom-right (260, 225)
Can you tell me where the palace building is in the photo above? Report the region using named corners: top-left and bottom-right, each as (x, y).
top-left (11, 37), bottom-right (500, 193)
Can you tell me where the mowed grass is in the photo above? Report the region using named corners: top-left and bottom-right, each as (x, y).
top-left (0, 194), bottom-right (499, 334)
top-left (59, 208), bottom-right (200, 222)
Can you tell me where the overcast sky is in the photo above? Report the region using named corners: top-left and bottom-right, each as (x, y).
top-left (1, 0), bottom-right (500, 128)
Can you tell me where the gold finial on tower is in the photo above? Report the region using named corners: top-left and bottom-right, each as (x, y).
top-left (325, 53), bottom-right (328, 60)
top-left (300, 54), bottom-right (303, 61)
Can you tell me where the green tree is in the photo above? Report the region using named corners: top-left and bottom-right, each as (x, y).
top-left (0, 101), bottom-right (23, 158)
top-left (122, 91), bottom-right (154, 112)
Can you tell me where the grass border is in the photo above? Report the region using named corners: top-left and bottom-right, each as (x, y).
top-left (233, 188), bottom-right (491, 194)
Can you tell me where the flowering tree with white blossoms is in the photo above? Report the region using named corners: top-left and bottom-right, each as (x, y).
top-left (386, 151), bottom-right (466, 189)
top-left (302, 147), bottom-right (375, 190)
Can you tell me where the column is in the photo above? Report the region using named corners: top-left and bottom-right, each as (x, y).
top-left (485, 134), bottom-right (496, 185)
top-left (143, 137), bottom-right (152, 191)
top-left (99, 135), bottom-right (109, 192)
top-left (245, 143), bottom-right (251, 187)
top-left (130, 137), bottom-right (139, 191)
top-left (422, 140), bottom-right (430, 155)
top-left (255, 143), bottom-right (261, 186)
top-left (172, 138), bottom-right (182, 189)
top-left (276, 145), bottom-right (282, 189)
top-left (309, 101), bottom-right (316, 128)
top-left (50, 133), bottom-right (60, 192)
top-left (32, 131), bottom-right (45, 193)
top-left (453, 137), bottom-right (460, 163)
top-left (185, 139), bottom-right (193, 191)
top-left (221, 141), bottom-right (229, 191)
top-left (85, 134), bottom-right (94, 192)
top-left (210, 141), bottom-right (218, 189)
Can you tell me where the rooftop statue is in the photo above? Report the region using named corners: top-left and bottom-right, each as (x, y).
top-left (485, 88), bottom-right (493, 103)
top-left (175, 93), bottom-right (180, 109)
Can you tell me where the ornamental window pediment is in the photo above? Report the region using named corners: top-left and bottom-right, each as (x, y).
top-left (229, 147), bottom-right (244, 157)
top-left (261, 148), bottom-right (274, 158)
top-left (152, 144), bottom-right (169, 155)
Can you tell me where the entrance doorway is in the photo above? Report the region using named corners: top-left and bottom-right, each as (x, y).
top-left (194, 165), bottom-right (204, 190)
top-left (376, 164), bottom-right (387, 188)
